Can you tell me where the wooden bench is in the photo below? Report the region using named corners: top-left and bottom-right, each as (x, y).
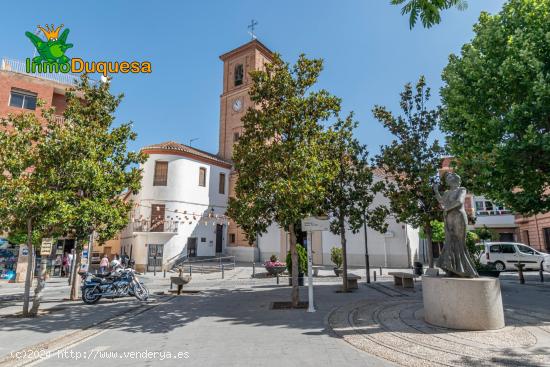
top-left (388, 272), bottom-right (416, 288)
top-left (312, 266), bottom-right (323, 277)
top-left (346, 274), bottom-right (361, 289)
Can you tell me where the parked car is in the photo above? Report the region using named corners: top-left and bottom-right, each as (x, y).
top-left (477, 242), bottom-right (550, 272)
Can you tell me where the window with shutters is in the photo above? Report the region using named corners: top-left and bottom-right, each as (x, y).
top-left (153, 161), bottom-right (168, 186)
top-left (199, 167), bottom-right (207, 187)
top-left (219, 173), bottom-right (226, 194)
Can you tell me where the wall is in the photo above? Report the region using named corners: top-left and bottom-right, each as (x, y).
top-left (0, 71), bottom-right (68, 120)
top-left (121, 153), bottom-right (230, 271)
top-left (516, 213), bottom-right (550, 252)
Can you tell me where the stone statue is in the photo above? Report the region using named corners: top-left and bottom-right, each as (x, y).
top-left (433, 173), bottom-right (478, 278)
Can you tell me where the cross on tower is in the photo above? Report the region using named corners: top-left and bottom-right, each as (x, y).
top-left (247, 19), bottom-right (258, 40)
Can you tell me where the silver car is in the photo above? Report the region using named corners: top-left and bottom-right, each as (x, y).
top-left (477, 242), bottom-right (550, 272)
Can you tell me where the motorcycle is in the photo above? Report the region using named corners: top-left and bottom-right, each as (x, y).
top-left (81, 267), bottom-right (149, 304)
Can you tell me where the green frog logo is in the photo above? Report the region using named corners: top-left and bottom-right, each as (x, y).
top-left (25, 24), bottom-right (73, 65)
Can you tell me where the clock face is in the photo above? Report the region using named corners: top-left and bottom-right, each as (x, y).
top-left (232, 98), bottom-right (243, 112)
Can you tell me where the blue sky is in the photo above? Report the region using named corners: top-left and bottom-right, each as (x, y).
top-left (2, 0), bottom-right (506, 156)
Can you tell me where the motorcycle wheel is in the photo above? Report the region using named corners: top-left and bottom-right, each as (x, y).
top-left (82, 287), bottom-right (102, 304)
top-left (133, 283), bottom-right (149, 301)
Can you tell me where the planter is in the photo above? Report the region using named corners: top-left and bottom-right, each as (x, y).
top-left (478, 270), bottom-right (501, 278)
top-left (288, 273), bottom-right (305, 286)
top-left (265, 265), bottom-right (286, 276)
top-left (334, 268), bottom-right (343, 277)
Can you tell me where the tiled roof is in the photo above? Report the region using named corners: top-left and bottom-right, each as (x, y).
top-left (141, 141), bottom-right (231, 166)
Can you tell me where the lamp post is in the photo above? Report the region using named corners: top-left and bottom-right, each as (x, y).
top-left (363, 218), bottom-right (371, 284)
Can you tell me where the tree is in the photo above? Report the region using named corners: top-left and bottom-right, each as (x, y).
top-left (391, 0), bottom-right (468, 28)
top-left (0, 105), bottom-right (66, 316)
top-left (373, 76), bottom-right (445, 268)
top-left (440, 0), bottom-right (550, 215)
top-left (228, 54), bottom-right (341, 307)
top-left (324, 114), bottom-right (388, 292)
top-left (53, 76), bottom-right (146, 300)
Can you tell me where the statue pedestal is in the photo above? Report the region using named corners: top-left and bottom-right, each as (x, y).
top-left (422, 276), bottom-right (505, 330)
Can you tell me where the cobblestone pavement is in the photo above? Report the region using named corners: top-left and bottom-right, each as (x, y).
top-left (328, 279), bottom-right (550, 367)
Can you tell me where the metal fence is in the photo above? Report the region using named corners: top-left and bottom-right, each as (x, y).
top-left (1, 58), bottom-right (97, 86)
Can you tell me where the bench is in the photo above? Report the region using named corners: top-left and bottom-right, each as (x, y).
top-left (388, 272), bottom-right (416, 288)
top-left (312, 266), bottom-right (323, 277)
top-left (346, 274), bottom-right (361, 289)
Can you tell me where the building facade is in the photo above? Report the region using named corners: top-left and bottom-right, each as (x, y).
top-left (119, 142), bottom-right (231, 272)
top-left (217, 40), bottom-right (419, 267)
top-left (516, 213), bottom-right (550, 252)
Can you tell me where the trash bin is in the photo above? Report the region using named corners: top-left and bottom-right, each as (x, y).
top-left (413, 261), bottom-right (424, 276)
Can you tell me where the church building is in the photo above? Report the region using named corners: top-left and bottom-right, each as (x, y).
top-left (120, 39), bottom-right (419, 272)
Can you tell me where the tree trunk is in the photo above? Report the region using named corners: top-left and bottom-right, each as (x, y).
top-left (340, 216), bottom-right (349, 292)
top-left (425, 223), bottom-right (434, 268)
top-left (69, 247), bottom-right (82, 301)
top-left (29, 257), bottom-right (48, 316)
top-left (22, 218), bottom-right (34, 317)
top-left (288, 223), bottom-right (299, 308)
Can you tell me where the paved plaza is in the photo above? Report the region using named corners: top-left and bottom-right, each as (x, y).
top-left (1, 266), bottom-right (549, 366)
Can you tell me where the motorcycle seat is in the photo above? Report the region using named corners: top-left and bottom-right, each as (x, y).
top-left (95, 272), bottom-right (112, 278)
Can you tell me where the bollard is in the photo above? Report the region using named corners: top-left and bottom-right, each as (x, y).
top-left (516, 264), bottom-right (525, 284)
top-left (379, 266), bottom-right (382, 276)
top-left (252, 262), bottom-right (256, 278)
top-left (540, 268), bottom-right (544, 283)
top-left (163, 270), bottom-right (166, 278)
top-left (189, 265), bottom-right (192, 276)
top-left (222, 264), bottom-right (225, 279)
top-left (374, 270), bottom-right (377, 282)
top-left (276, 273), bottom-right (280, 285)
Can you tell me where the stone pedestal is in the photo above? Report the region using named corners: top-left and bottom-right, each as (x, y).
top-left (422, 276), bottom-right (505, 330)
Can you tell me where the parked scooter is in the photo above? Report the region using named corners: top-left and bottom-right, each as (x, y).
top-left (81, 260), bottom-right (149, 304)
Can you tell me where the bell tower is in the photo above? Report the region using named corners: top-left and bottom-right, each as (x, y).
top-left (218, 39), bottom-right (273, 249)
top-left (218, 39), bottom-right (273, 160)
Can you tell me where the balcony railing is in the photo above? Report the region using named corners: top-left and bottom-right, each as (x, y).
top-left (1, 58), bottom-right (97, 86)
top-left (476, 210), bottom-right (512, 216)
top-left (131, 219), bottom-right (179, 233)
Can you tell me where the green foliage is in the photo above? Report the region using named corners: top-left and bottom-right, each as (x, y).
top-left (391, 0), bottom-right (468, 28)
top-left (473, 226), bottom-right (495, 241)
top-left (330, 247), bottom-right (343, 268)
top-left (227, 53), bottom-right (340, 242)
top-left (324, 113), bottom-right (389, 237)
top-left (419, 220), bottom-right (444, 243)
top-left (51, 75), bottom-right (147, 244)
top-left (286, 244), bottom-right (308, 274)
top-left (373, 76), bottom-right (445, 236)
top-left (440, 0), bottom-right (550, 215)
top-left (0, 102), bottom-right (67, 243)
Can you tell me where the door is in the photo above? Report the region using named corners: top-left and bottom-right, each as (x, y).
top-left (150, 204), bottom-right (165, 232)
top-left (187, 238), bottom-right (197, 258)
top-left (104, 247), bottom-right (112, 260)
top-left (147, 244), bottom-right (163, 272)
top-left (499, 243), bottom-right (518, 267)
top-left (515, 244), bottom-right (541, 270)
top-left (312, 231), bottom-right (323, 265)
top-left (544, 228), bottom-right (550, 252)
top-left (216, 224), bottom-right (223, 254)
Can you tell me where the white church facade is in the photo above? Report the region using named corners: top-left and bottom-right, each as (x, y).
top-left (120, 39), bottom-right (420, 272)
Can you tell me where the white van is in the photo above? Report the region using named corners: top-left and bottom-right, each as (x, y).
top-left (477, 242), bottom-right (550, 271)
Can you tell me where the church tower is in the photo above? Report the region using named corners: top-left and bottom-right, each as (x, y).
top-left (218, 39), bottom-right (273, 249)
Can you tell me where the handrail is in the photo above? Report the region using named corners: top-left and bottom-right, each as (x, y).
top-left (181, 256), bottom-right (235, 264)
top-left (1, 57), bottom-right (98, 86)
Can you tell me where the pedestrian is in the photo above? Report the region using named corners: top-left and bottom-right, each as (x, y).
top-left (99, 254), bottom-right (109, 274)
top-left (67, 251), bottom-right (74, 277)
top-left (62, 252), bottom-right (69, 277)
